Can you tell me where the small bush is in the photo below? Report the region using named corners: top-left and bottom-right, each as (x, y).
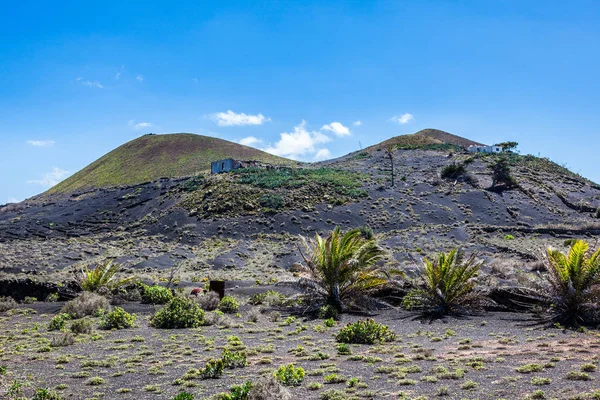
top-left (222, 349), bottom-right (247, 369)
top-left (45, 293), bottom-right (60, 302)
top-left (0, 296), bottom-right (17, 312)
top-left (172, 392), bottom-right (194, 400)
top-left (23, 296), bottom-right (37, 304)
top-left (153, 296), bottom-right (205, 329)
top-left (70, 318), bottom-right (93, 334)
top-left (336, 343), bottom-right (352, 355)
top-left (200, 358), bottom-right (224, 379)
top-left (441, 163), bottom-right (466, 180)
top-left (195, 291), bottom-right (220, 311)
top-left (336, 319), bottom-right (396, 344)
top-left (99, 307), bottom-right (136, 330)
top-left (359, 225), bottom-right (374, 240)
top-left (215, 381), bottom-right (253, 400)
top-left (32, 388), bottom-right (63, 400)
top-left (274, 364), bottom-right (305, 386)
top-left (141, 285), bottom-right (174, 305)
top-left (318, 305), bottom-right (339, 320)
top-left (51, 332), bottom-right (75, 347)
top-left (248, 290), bottom-right (285, 306)
top-left (61, 292), bottom-right (110, 319)
top-left (48, 313), bottom-right (72, 331)
top-left (219, 296), bottom-right (240, 313)
top-left (79, 259), bottom-right (136, 292)
top-left (247, 376), bottom-right (292, 400)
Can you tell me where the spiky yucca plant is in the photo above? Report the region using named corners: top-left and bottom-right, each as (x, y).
top-left (79, 260), bottom-right (136, 293)
top-left (542, 240), bottom-right (600, 326)
top-left (403, 249), bottom-right (483, 315)
top-left (298, 226), bottom-right (387, 311)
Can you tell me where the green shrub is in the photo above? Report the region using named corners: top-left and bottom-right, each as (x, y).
top-left (324, 318), bottom-right (335, 327)
top-left (359, 225), bottom-right (374, 240)
top-left (335, 319), bottom-right (396, 344)
top-left (215, 381), bottom-right (253, 400)
top-left (32, 388), bottom-right (63, 400)
top-left (152, 297), bottom-right (205, 329)
top-left (23, 296), bottom-right (37, 304)
top-left (274, 364), bottom-right (305, 386)
top-left (45, 293), bottom-right (60, 302)
top-left (222, 349), bottom-right (247, 369)
top-left (218, 296), bottom-right (240, 313)
top-left (336, 343), bottom-right (352, 355)
top-left (141, 285), bottom-right (174, 305)
top-left (70, 318), bottom-right (93, 334)
top-left (99, 307), bottom-right (136, 330)
top-left (200, 358), bottom-right (224, 379)
top-left (172, 392), bottom-right (194, 400)
top-left (259, 193), bottom-right (284, 210)
top-left (48, 313), bottom-right (72, 331)
top-left (441, 163), bottom-right (466, 180)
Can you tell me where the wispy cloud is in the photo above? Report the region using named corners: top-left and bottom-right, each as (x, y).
top-left (27, 140), bottom-right (55, 147)
top-left (238, 136), bottom-right (263, 146)
top-left (115, 65), bottom-right (124, 79)
top-left (7, 197), bottom-right (20, 204)
top-left (390, 113), bottom-right (414, 124)
top-left (263, 120), bottom-right (331, 160)
top-left (136, 75), bottom-right (144, 82)
top-left (321, 122), bottom-right (351, 137)
top-left (76, 77), bottom-right (103, 88)
top-left (128, 120), bottom-right (153, 130)
top-left (353, 120), bottom-right (362, 126)
top-left (27, 167), bottom-right (71, 187)
top-left (210, 110), bottom-right (271, 127)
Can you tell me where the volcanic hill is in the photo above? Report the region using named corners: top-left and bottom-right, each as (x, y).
top-left (1, 129), bottom-right (599, 299)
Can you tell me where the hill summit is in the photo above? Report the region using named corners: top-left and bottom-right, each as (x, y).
top-left (367, 129), bottom-right (484, 151)
top-left (46, 133), bottom-right (293, 195)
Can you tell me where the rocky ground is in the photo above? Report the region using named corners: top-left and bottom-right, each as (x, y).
top-left (1, 297), bottom-right (600, 400)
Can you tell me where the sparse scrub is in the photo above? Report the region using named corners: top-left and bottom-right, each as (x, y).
top-left (247, 376), bottom-right (292, 400)
top-left (195, 291), bottom-right (220, 311)
top-left (70, 318), bottom-right (93, 334)
top-left (274, 364), bottom-right (305, 386)
top-left (0, 296), bottom-right (18, 312)
top-left (48, 313), bottom-right (71, 331)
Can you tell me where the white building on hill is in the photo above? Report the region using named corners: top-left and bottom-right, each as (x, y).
top-left (467, 145), bottom-right (502, 154)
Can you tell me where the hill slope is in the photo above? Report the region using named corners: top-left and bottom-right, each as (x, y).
top-left (367, 129), bottom-right (484, 151)
top-left (46, 133), bottom-right (293, 194)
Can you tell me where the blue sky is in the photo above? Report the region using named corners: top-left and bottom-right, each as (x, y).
top-left (2, 1), bottom-right (600, 203)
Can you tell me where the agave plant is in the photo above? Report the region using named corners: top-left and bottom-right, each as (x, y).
top-left (542, 240), bottom-right (600, 326)
top-left (297, 226), bottom-right (388, 311)
top-left (79, 260), bottom-right (136, 293)
top-left (403, 249), bottom-right (483, 316)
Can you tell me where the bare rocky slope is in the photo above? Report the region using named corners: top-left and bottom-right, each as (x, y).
top-left (1, 129), bottom-right (599, 299)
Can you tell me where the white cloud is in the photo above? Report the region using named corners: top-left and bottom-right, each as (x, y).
top-left (76, 77), bottom-right (103, 88)
top-left (321, 122), bottom-right (351, 137)
top-left (263, 121), bottom-right (331, 160)
top-left (389, 113), bottom-right (414, 124)
top-left (238, 136), bottom-right (262, 147)
top-left (314, 148), bottom-right (332, 160)
top-left (7, 197), bottom-right (20, 204)
top-left (210, 110), bottom-right (271, 127)
top-left (27, 167), bottom-right (71, 187)
top-left (353, 120), bottom-right (362, 126)
top-left (136, 75), bottom-right (144, 82)
top-left (128, 120), bottom-right (153, 130)
top-left (27, 140), bottom-right (55, 147)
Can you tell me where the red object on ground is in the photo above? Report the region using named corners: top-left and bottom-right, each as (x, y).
top-left (190, 287), bottom-right (203, 297)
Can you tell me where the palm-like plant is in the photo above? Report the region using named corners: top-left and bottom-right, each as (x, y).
top-left (403, 249), bottom-right (483, 316)
top-left (542, 240), bottom-right (600, 326)
top-left (79, 260), bottom-right (136, 293)
top-left (297, 226), bottom-right (388, 311)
